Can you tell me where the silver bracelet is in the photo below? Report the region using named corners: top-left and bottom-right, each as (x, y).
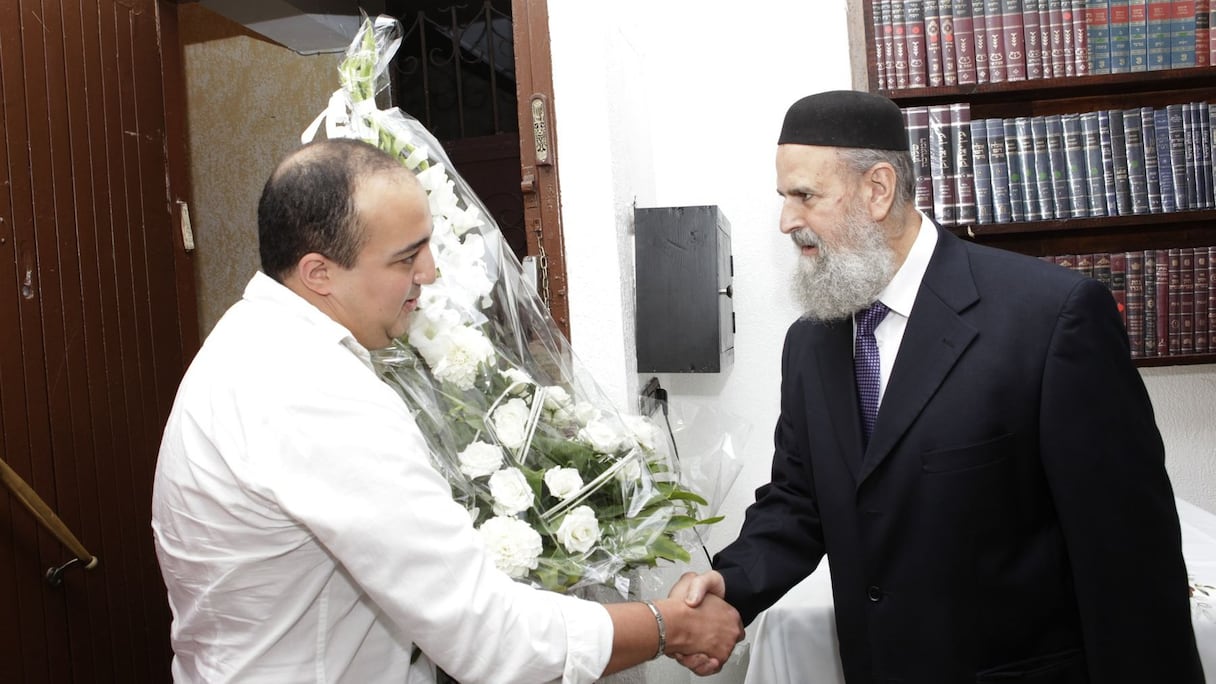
top-left (642, 599), bottom-right (666, 659)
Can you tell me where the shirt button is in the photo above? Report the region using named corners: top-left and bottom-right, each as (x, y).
top-left (867, 585), bottom-right (883, 602)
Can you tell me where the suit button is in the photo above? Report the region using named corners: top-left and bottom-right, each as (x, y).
top-left (867, 585), bottom-right (883, 602)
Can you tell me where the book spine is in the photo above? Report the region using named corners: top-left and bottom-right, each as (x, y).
top-left (1063, 0), bottom-right (1079, 75)
top-left (1004, 118), bottom-right (1027, 220)
top-left (1155, 249), bottom-right (1171, 355)
top-left (1195, 0), bottom-right (1209, 65)
top-left (1040, 0), bottom-right (1055, 75)
top-left (1049, 0), bottom-right (1069, 75)
top-left (1123, 109), bottom-right (1151, 214)
top-left (1111, 250), bottom-right (1129, 330)
top-left (1181, 247), bottom-right (1196, 354)
top-left (1025, 0), bottom-right (1045, 78)
top-left (988, 118), bottom-right (1013, 222)
top-left (1073, 0), bottom-right (1091, 74)
top-left (1015, 116), bottom-right (1040, 219)
top-left (1130, 0), bottom-right (1151, 69)
top-left (1127, 250), bottom-right (1147, 357)
top-left (1109, 109), bottom-right (1133, 215)
top-left (943, 0), bottom-right (961, 84)
top-left (1195, 246), bottom-right (1211, 352)
top-left (874, 0), bottom-right (887, 88)
top-left (952, 103), bottom-right (977, 224)
top-left (908, 0), bottom-right (929, 86)
top-left (973, 0), bottom-right (991, 82)
top-left (1169, 247), bottom-right (1182, 355)
top-left (1198, 102), bottom-right (1213, 207)
top-left (906, 106), bottom-right (936, 217)
top-left (1209, 246), bottom-right (1216, 354)
top-left (955, 0), bottom-right (980, 82)
top-left (1179, 102), bottom-right (1197, 209)
top-left (1148, 0), bottom-right (1174, 68)
top-left (972, 119), bottom-right (994, 223)
top-left (1098, 110), bottom-right (1120, 215)
top-left (1110, 0), bottom-right (1134, 71)
top-left (1154, 107), bottom-right (1178, 211)
top-left (1141, 107), bottom-right (1164, 212)
top-left (1003, 0), bottom-right (1028, 80)
top-left (882, 0), bottom-right (898, 82)
top-left (1171, 0), bottom-right (1197, 68)
top-left (1062, 112), bottom-right (1091, 217)
top-left (1089, 0), bottom-right (1113, 73)
top-left (929, 104), bottom-right (957, 224)
top-left (1045, 114), bottom-right (1071, 218)
top-left (893, 0), bottom-right (910, 87)
top-left (1032, 115), bottom-right (1057, 218)
top-left (926, 0), bottom-right (945, 85)
top-left (987, 0), bottom-right (1009, 80)
top-left (1145, 249), bottom-right (1159, 355)
top-left (1081, 111), bottom-right (1109, 216)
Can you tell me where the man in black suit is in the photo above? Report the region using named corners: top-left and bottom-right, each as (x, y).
top-left (673, 90), bottom-right (1203, 683)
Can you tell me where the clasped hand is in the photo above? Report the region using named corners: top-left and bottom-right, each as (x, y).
top-left (667, 570), bottom-right (740, 676)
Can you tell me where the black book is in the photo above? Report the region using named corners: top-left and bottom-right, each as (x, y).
top-left (905, 106), bottom-right (935, 218)
top-left (1004, 117), bottom-right (1027, 221)
top-left (929, 104), bottom-right (957, 225)
top-left (1031, 116), bottom-right (1057, 219)
top-left (1107, 109), bottom-right (1132, 215)
top-left (952, 103), bottom-right (977, 224)
top-left (1015, 116), bottom-right (1040, 220)
top-left (1166, 103), bottom-right (1188, 211)
top-left (1080, 111), bottom-right (1108, 217)
top-left (1140, 106), bottom-right (1163, 214)
top-left (971, 119), bottom-right (995, 223)
top-left (1061, 113), bottom-right (1090, 218)
top-left (1153, 107), bottom-right (1177, 213)
top-left (1045, 114), bottom-right (1071, 218)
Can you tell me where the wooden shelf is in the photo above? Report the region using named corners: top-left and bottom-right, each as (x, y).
top-left (949, 210), bottom-right (1216, 256)
top-left (1135, 353), bottom-right (1216, 368)
top-left (878, 67), bottom-right (1216, 107)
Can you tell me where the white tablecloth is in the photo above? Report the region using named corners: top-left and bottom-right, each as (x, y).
top-left (744, 498), bottom-right (1216, 684)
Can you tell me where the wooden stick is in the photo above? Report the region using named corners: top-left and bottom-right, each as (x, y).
top-left (0, 454), bottom-right (98, 569)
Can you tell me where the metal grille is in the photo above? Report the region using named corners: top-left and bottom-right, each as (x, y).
top-left (389, 0), bottom-right (518, 142)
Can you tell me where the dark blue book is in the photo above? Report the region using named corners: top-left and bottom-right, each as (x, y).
top-left (988, 118), bottom-right (1013, 221)
top-left (1081, 111), bottom-right (1109, 216)
top-left (1153, 106), bottom-right (1178, 212)
top-left (1197, 101), bottom-right (1212, 208)
top-left (1098, 110), bottom-right (1120, 215)
top-left (1015, 116), bottom-right (1040, 219)
top-left (1123, 109), bottom-right (1150, 214)
top-left (971, 120), bottom-right (995, 223)
top-left (1166, 103), bottom-right (1190, 210)
top-left (1004, 118), bottom-right (1027, 220)
top-left (929, 104), bottom-right (957, 225)
top-left (951, 103), bottom-right (977, 224)
top-left (1031, 116), bottom-right (1057, 218)
top-left (1062, 113), bottom-right (1091, 217)
top-left (1045, 114), bottom-right (1071, 218)
top-left (1140, 107), bottom-right (1163, 213)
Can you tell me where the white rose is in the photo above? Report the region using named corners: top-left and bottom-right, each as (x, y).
top-left (555, 505), bottom-right (601, 554)
top-left (458, 441), bottom-right (504, 478)
top-left (579, 416), bottom-right (624, 453)
top-left (544, 467), bottom-right (584, 501)
top-left (492, 397), bottom-right (532, 451)
top-left (542, 385), bottom-right (571, 410)
top-left (489, 467), bottom-right (534, 516)
top-left (621, 414), bottom-right (662, 451)
top-left (615, 454), bottom-right (643, 484)
top-left (500, 367), bottom-right (533, 394)
top-left (572, 401), bottom-right (599, 425)
top-left (478, 516), bottom-right (542, 579)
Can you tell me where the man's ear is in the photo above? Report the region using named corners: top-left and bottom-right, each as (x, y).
top-left (295, 252), bottom-right (334, 295)
top-left (864, 162), bottom-right (898, 222)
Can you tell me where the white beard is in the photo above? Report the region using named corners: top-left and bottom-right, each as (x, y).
top-left (791, 204), bottom-right (898, 322)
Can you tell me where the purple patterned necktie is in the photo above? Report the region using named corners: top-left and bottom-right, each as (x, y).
top-left (854, 301), bottom-right (890, 444)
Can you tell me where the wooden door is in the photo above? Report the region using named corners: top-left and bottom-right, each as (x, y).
top-left (0, 0), bottom-right (196, 681)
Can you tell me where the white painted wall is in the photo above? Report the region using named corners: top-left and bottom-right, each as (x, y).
top-left (548, 1), bottom-right (1216, 682)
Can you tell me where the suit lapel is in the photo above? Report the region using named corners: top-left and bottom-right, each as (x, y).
top-left (858, 228), bottom-right (980, 485)
top-left (812, 319), bottom-right (865, 482)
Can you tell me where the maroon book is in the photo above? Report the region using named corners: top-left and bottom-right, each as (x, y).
top-left (1003, 0), bottom-right (1028, 81)
top-left (1126, 251), bottom-right (1146, 357)
top-left (1155, 249), bottom-right (1171, 357)
top-left (926, 0), bottom-right (945, 85)
top-left (986, 0), bottom-right (1008, 81)
top-left (1168, 248), bottom-right (1182, 356)
top-left (1195, 247), bottom-right (1210, 353)
top-left (1180, 247), bottom-right (1196, 354)
top-left (1111, 251), bottom-right (1129, 328)
top-left (943, 0), bottom-right (960, 84)
top-left (955, 0), bottom-right (979, 83)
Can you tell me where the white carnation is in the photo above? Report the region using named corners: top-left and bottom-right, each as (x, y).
top-left (431, 324), bottom-right (495, 390)
top-left (492, 397), bottom-right (532, 451)
top-left (555, 505), bottom-right (601, 554)
top-left (478, 516), bottom-right (542, 579)
top-left (489, 467), bottom-right (534, 516)
top-left (544, 467), bottom-right (584, 501)
top-left (458, 441), bottom-right (504, 478)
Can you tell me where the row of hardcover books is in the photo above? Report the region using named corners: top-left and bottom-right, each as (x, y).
top-left (872, 0), bottom-right (1215, 90)
top-left (904, 101), bottom-right (1216, 227)
top-left (1044, 247), bottom-right (1215, 357)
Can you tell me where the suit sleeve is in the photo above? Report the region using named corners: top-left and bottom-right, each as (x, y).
top-left (713, 325), bottom-right (828, 625)
top-left (1038, 278), bottom-right (1203, 682)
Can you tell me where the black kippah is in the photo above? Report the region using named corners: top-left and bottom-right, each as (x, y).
top-left (778, 90), bottom-right (909, 151)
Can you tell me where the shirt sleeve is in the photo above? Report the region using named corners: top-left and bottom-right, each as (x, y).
top-left (247, 358), bottom-right (613, 683)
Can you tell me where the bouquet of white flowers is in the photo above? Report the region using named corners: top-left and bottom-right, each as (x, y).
top-left (304, 15), bottom-right (740, 595)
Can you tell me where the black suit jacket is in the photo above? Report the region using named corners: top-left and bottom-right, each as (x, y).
top-left (714, 227), bottom-right (1203, 683)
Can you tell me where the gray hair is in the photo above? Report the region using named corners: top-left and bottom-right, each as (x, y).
top-left (835, 147), bottom-right (916, 211)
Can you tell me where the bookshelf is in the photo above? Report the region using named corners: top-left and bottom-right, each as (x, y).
top-left (860, 5), bottom-right (1216, 367)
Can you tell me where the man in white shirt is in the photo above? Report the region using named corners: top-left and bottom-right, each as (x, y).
top-left (151, 138), bottom-right (742, 683)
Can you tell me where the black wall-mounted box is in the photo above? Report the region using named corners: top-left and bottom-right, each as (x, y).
top-left (634, 205), bottom-right (734, 373)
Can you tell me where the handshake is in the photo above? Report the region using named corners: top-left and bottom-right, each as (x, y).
top-left (642, 570), bottom-right (741, 677)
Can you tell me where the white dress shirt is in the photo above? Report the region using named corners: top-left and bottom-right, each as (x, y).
top-left (862, 212), bottom-right (938, 406)
top-left (152, 272), bottom-right (612, 683)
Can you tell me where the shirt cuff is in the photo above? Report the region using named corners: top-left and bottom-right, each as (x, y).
top-left (555, 595), bottom-right (613, 683)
